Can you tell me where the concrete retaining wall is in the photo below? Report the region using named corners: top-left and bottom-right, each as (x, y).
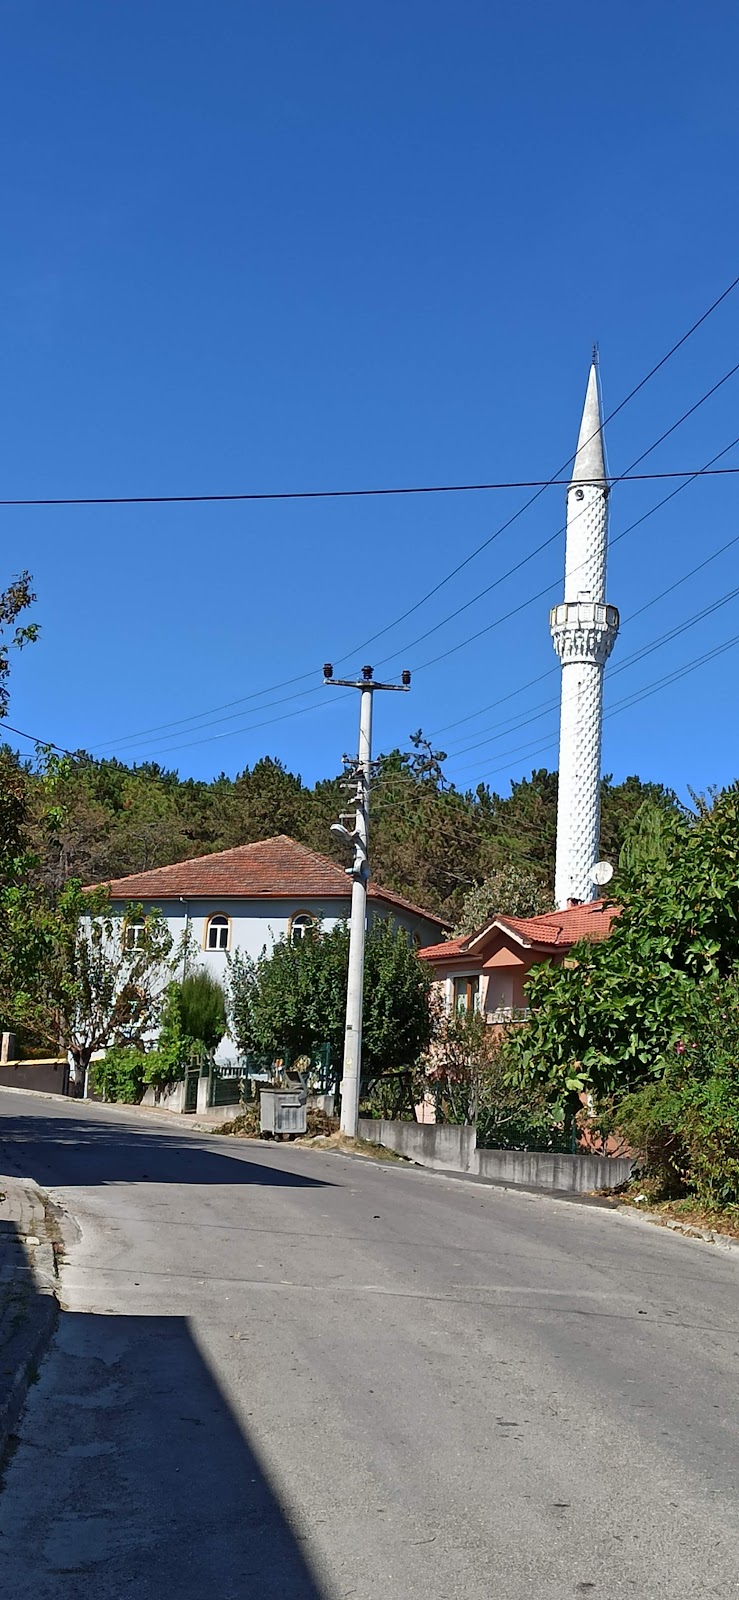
top-left (357, 1118), bottom-right (633, 1193)
top-left (140, 1082), bottom-right (244, 1121)
top-left (140, 1081), bottom-right (187, 1114)
top-left (0, 1060), bottom-right (68, 1096)
top-left (475, 1147), bottom-right (633, 1193)
top-left (357, 1119), bottom-right (477, 1173)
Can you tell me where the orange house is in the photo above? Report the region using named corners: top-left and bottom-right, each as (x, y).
top-left (418, 900), bottom-right (619, 1024)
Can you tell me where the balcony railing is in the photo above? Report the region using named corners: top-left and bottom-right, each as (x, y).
top-left (485, 1006), bottom-right (530, 1025)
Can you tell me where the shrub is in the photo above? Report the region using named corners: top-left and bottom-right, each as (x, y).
top-left (178, 970), bottom-right (227, 1051)
top-left (617, 1075), bottom-right (739, 1208)
top-left (615, 1080), bottom-right (688, 1198)
top-left (680, 1078), bottom-right (739, 1206)
top-left (142, 972), bottom-right (227, 1090)
top-left (92, 1046), bottom-right (146, 1104)
top-left (360, 1067), bottom-right (427, 1121)
top-left (476, 1104), bottom-right (571, 1153)
top-left (615, 973), bottom-right (739, 1207)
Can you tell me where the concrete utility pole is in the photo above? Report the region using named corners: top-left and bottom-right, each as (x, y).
top-left (323, 663), bottom-right (410, 1137)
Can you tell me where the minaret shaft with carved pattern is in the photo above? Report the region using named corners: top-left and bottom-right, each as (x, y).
top-left (550, 361), bottom-right (619, 909)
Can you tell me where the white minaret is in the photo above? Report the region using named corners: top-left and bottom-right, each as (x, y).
top-left (550, 356), bottom-right (619, 909)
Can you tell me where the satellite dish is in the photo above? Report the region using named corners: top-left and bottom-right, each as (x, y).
top-left (591, 860), bottom-right (614, 888)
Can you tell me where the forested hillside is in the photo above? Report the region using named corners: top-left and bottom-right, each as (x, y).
top-left (11, 739), bottom-right (676, 923)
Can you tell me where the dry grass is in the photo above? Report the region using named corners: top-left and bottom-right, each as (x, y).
top-left (210, 1103), bottom-right (261, 1138)
top-left (210, 1105), bottom-right (407, 1163)
top-left (211, 1105), bottom-right (340, 1141)
top-left (295, 1131), bottom-right (407, 1161)
top-left (620, 1192), bottom-right (739, 1239)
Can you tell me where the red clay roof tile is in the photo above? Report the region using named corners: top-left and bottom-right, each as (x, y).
top-left (418, 899), bottom-right (619, 960)
top-left (415, 935), bottom-right (469, 961)
top-left (496, 900), bottom-right (619, 947)
top-left (89, 834), bottom-right (445, 931)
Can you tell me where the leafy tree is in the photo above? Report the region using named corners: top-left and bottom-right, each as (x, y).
top-left (618, 796), bottom-right (674, 881)
top-left (5, 712), bottom-right (680, 925)
top-left (426, 1004), bottom-right (570, 1150)
top-left (425, 1005), bottom-right (494, 1124)
top-left (480, 767), bottom-right (559, 881)
top-left (30, 754), bottom-right (196, 892)
top-left (143, 982), bottom-right (189, 1089)
top-left (0, 571), bottom-right (37, 720)
top-left (227, 950), bottom-right (259, 1056)
top-left (362, 917), bottom-right (435, 1094)
top-left (0, 576), bottom-right (38, 990)
top-left (233, 921), bottom-right (348, 1066)
top-left (2, 883), bottom-right (173, 1091)
top-left (452, 864), bottom-right (552, 935)
top-left (228, 919), bottom-right (433, 1102)
top-left (141, 970), bottom-right (227, 1092)
top-left (0, 747), bottom-right (31, 883)
top-left (502, 785), bottom-right (739, 1109)
top-left (368, 745), bottom-right (485, 919)
top-left (225, 758), bottom-right (310, 847)
top-left (600, 774), bottom-right (677, 869)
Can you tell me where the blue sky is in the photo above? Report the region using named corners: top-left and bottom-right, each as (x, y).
top-left (2, 0), bottom-right (739, 800)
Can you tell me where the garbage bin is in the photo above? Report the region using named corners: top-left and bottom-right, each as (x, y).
top-left (260, 1071), bottom-right (307, 1138)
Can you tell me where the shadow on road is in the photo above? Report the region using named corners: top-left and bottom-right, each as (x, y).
top-left (0, 1115), bottom-right (332, 1189)
top-left (0, 1303), bottom-right (330, 1597)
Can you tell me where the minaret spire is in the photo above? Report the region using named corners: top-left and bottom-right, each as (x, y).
top-left (550, 358), bottom-right (619, 909)
top-left (571, 362), bottom-right (606, 488)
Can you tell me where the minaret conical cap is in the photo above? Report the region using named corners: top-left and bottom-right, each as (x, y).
top-left (571, 362), bottom-right (606, 484)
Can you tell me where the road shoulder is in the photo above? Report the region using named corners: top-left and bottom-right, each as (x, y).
top-left (0, 1175), bottom-right (61, 1462)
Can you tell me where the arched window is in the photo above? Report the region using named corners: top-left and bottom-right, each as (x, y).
top-left (205, 914), bottom-right (231, 952)
top-left (289, 911), bottom-right (317, 945)
top-left (124, 919), bottom-right (146, 952)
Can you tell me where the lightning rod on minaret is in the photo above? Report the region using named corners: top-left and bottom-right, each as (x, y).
top-left (550, 358), bottom-right (619, 909)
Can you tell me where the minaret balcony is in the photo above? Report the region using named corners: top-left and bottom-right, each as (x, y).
top-left (549, 601), bottom-right (619, 665)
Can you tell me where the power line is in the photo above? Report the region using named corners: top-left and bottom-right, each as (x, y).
top-left (432, 667), bottom-right (556, 738)
top-left (6, 268), bottom-right (739, 514)
top-left (76, 272), bottom-right (739, 754)
top-left (93, 678), bottom-right (327, 756)
top-left (404, 418), bottom-right (739, 681)
top-left (376, 365), bottom-right (739, 675)
top-left (606, 631), bottom-right (739, 719)
top-left (471, 629), bottom-right (739, 787)
top-left (6, 582), bottom-right (739, 781)
top-left (23, 441), bottom-right (739, 772)
top-left (446, 577), bottom-right (739, 770)
top-left (435, 432), bottom-right (739, 748)
top-left (4, 464), bottom-right (739, 511)
top-left (89, 405), bottom-right (739, 757)
top-left (0, 721), bottom-right (75, 757)
top-left (10, 278), bottom-right (739, 767)
top-left (441, 500), bottom-right (739, 756)
top-left (91, 410), bottom-right (739, 764)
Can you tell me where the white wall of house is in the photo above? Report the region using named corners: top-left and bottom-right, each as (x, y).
top-left (112, 895), bottom-right (435, 971)
top-left (115, 896), bottom-right (350, 971)
top-left (106, 893), bottom-right (440, 1071)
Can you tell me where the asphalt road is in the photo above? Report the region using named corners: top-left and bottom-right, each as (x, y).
top-left (0, 1092), bottom-right (737, 1600)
